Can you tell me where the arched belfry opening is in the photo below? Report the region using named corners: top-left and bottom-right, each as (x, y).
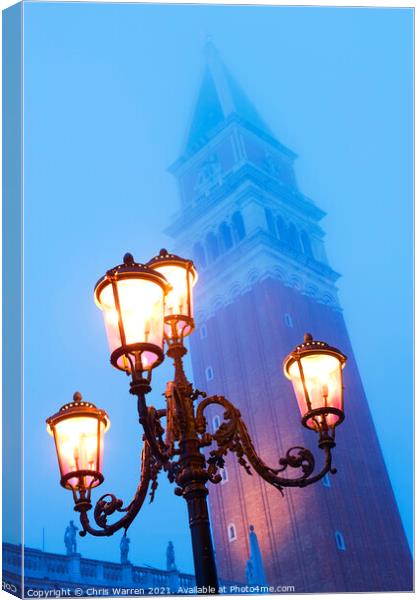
top-left (205, 231), bottom-right (220, 263)
top-left (232, 211), bottom-right (246, 242)
top-left (219, 221), bottom-right (234, 252)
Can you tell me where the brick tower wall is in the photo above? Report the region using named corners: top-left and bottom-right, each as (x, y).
top-left (189, 277), bottom-right (412, 593)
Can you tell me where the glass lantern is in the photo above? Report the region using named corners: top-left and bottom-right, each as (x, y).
top-left (46, 392), bottom-right (110, 496)
top-left (147, 249), bottom-right (198, 341)
top-left (284, 333), bottom-right (346, 432)
top-left (94, 253), bottom-right (169, 374)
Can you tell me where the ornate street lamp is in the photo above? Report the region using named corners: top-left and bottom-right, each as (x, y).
top-left (284, 333), bottom-right (346, 439)
top-left (46, 392), bottom-right (110, 510)
top-left (94, 252), bottom-right (169, 377)
top-left (147, 248), bottom-right (198, 343)
top-left (46, 250), bottom-right (347, 591)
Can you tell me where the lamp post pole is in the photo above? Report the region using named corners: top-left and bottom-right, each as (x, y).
top-left (168, 343), bottom-right (219, 591)
top-left (46, 251), bottom-right (347, 593)
top-left (131, 340), bottom-right (220, 591)
top-left (184, 485), bottom-right (219, 590)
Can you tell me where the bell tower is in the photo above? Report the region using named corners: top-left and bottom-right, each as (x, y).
top-left (165, 41), bottom-right (412, 592)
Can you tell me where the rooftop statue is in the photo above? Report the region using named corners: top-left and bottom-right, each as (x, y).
top-left (64, 520), bottom-right (78, 556)
top-left (120, 533), bottom-right (130, 565)
top-left (166, 541), bottom-right (177, 571)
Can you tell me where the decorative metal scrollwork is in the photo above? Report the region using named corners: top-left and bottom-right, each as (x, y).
top-left (94, 494), bottom-right (124, 529)
top-left (196, 395), bottom-right (336, 493)
top-left (278, 446), bottom-right (315, 476)
top-left (79, 439), bottom-right (161, 537)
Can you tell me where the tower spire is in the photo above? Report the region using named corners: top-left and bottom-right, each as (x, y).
top-left (203, 38), bottom-right (235, 117)
top-left (183, 42), bottom-right (272, 157)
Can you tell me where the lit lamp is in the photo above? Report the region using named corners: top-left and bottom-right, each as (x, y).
top-left (284, 333), bottom-right (346, 438)
top-left (147, 248), bottom-right (198, 342)
top-left (94, 253), bottom-right (169, 376)
top-left (46, 392), bottom-right (110, 509)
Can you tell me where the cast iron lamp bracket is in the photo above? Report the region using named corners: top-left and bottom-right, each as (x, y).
top-left (47, 252), bottom-right (346, 590)
top-left (76, 339), bottom-right (341, 538)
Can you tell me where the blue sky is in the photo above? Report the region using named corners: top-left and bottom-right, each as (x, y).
top-left (21, 3), bottom-right (413, 572)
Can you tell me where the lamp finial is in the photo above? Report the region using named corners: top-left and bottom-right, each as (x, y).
top-left (123, 253), bottom-right (134, 265)
top-left (73, 391), bottom-right (82, 403)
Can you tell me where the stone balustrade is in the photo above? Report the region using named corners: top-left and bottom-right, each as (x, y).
top-left (3, 542), bottom-right (197, 596)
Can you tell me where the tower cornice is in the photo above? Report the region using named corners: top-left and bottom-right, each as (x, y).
top-left (190, 231), bottom-right (341, 324)
top-left (165, 162), bottom-right (325, 239)
top-left (169, 114), bottom-right (297, 175)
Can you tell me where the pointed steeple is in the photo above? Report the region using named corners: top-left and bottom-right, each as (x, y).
top-left (184, 40), bottom-right (272, 157)
top-left (166, 39), bottom-right (339, 320)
